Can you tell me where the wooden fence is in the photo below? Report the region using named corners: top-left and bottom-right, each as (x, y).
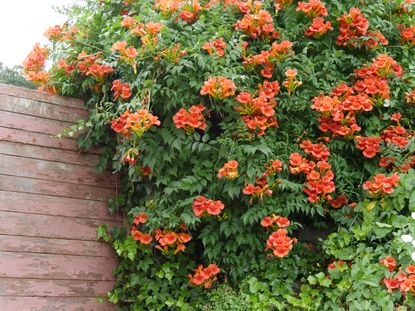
top-left (0, 84), bottom-right (121, 310)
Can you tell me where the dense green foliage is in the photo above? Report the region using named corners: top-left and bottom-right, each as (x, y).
top-left (26, 0), bottom-right (415, 309)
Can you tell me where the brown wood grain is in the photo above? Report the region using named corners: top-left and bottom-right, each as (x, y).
top-left (0, 235), bottom-right (116, 257)
top-left (0, 93), bottom-right (88, 122)
top-left (0, 252), bottom-right (116, 281)
top-left (0, 211), bottom-right (120, 240)
top-left (0, 278), bottom-right (114, 297)
top-left (0, 154), bottom-right (116, 188)
top-left (0, 175), bottom-right (114, 201)
top-left (0, 126), bottom-right (80, 151)
top-left (0, 83), bottom-right (86, 110)
top-left (0, 191), bottom-right (121, 221)
top-left (0, 83), bottom-right (118, 309)
top-left (0, 297), bottom-right (116, 311)
top-left (0, 141), bottom-right (101, 167)
top-left (0, 109), bottom-right (72, 135)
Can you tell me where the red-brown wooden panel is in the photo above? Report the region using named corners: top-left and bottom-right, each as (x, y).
top-left (0, 191), bottom-right (121, 221)
top-left (0, 141), bottom-right (100, 167)
top-left (0, 252), bottom-right (116, 281)
top-left (0, 84), bottom-right (118, 310)
top-left (0, 126), bottom-right (79, 151)
top-left (0, 93), bottom-right (88, 122)
top-left (0, 211), bottom-right (120, 241)
top-left (0, 110), bottom-right (71, 135)
top-left (0, 297), bottom-right (115, 311)
top-left (0, 235), bottom-right (116, 257)
top-left (0, 154), bottom-right (116, 188)
top-left (0, 83), bottom-right (86, 110)
top-left (0, 278), bottom-right (114, 297)
top-left (0, 175), bottom-right (114, 201)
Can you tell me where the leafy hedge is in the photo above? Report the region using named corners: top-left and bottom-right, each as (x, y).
top-left (24, 0), bottom-right (415, 310)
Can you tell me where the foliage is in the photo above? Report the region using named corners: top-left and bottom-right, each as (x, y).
top-left (0, 62), bottom-right (35, 89)
top-left (26, 0), bottom-right (415, 309)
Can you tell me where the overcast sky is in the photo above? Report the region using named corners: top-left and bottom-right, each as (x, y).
top-left (0, 0), bottom-right (74, 67)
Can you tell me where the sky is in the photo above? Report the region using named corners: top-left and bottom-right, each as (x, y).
top-left (0, 0), bottom-right (74, 68)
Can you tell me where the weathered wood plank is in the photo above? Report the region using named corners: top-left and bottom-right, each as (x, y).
top-left (0, 110), bottom-right (71, 135)
top-left (0, 297), bottom-right (115, 311)
top-left (0, 211), bottom-right (120, 240)
top-left (0, 83), bottom-right (86, 110)
top-left (0, 235), bottom-right (116, 257)
top-left (0, 141), bottom-right (100, 167)
top-left (0, 93), bottom-right (88, 122)
top-left (0, 191), bottom-right (121, 221)
top-left (0, 278), bottom-right (114, 297)
top-left (0, 126), bottom-right (79, 151)
top-left (0, 252), bottom-right (116, 281)
top-left (0, 175), bottom-right (114, 201)
top-left (0, 154), bottom-right (116, 188)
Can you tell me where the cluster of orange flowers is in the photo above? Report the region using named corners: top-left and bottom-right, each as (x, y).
top-left (202, 38), bottom-right (227, 57)
top-left (355, 136), bottom-right (382, 158)
top-left (234, 1), bottom-right (278, 40)
top-left (111, 41), bottom-right (138, 63)
top-left (235, 80), bottom-right (279, 136)
top-left (296, 0), bottom-right (332, 38)
top-left (192, 196), bottom-right (225, 217)
top-left (312, 54), bottom-right (402, 138)
top-left (111, 109), bottom-right (161, 138)
top-left (357, 54), bottom-right (403, 79)
top-left (381, 256), bottom-right (415, 294)
top-left (336, 8), bottom-right (368, 47)
top-left (155, 0), bottom-right (202, 23)
top-left (243, 40), bottom-right (294, 79)
top-left (382, 125), bottom-right (410, 148)
top-left (363, 173), bottom-right (400, 196)
top-left (217, 160), bottom-right (239, 179)
top-left (22, 43), bottom-right (50, 89)
top-left (263, 159), bottom-right (283, 176)
top-left (336, 8), bottom-right (388, 49)
top-left (243, 183), bottom-right (272, 203)
top-left (296, 0), bottom-right (327, 17)
top-left (173, 104), bottom-right (207, 133)
top-left (299, 140), bottom-right (330, 161)
top-left (57, 58), bottom-right (76, 76)
top-left (130, 213), bottom-right (192, 253)
top-left (260, 214), bottom-right (290, 228)
top-left (44, 23), bottom-right (78, 42)
top-left (111, 80), bottom-right (132, 100)
top-left (379, 155), bottom-right (415, 173)
top-left (305, 17), bottom-right (333, 38)
top-left (155, 227), bottom-right (192, 254)
top-left (188, 264), bottom-right (220, 288)
top-left (200, 76), bottom-right (236, 99)
top-left (131, 22), bottom-right (163, 47)
top-left (242, 159), bottom-right (283, 203)
top-left (263, 216), bottom-right (297, 258)
top-left (400, 25), bottom-right (415, 45)
top-left (289, 151), bottom-right (338, 205)
top-left (131, 212), bottom-right (153, 244)
top-left (77, 51), bottom-right (114, 81)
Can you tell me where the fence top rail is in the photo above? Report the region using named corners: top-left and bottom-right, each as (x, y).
top-left (0, 83), bottom-right (86, 111)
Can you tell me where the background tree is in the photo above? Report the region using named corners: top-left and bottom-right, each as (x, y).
top-left (0, 62), bottom-right (35, 89)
